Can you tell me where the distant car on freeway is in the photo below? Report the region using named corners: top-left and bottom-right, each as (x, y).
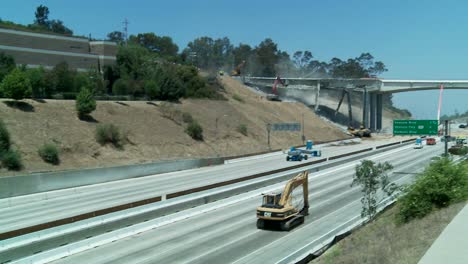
top-left (459, 124), bottom-right (466, 128)
top-left (426, 137), bottom-right (436, 145)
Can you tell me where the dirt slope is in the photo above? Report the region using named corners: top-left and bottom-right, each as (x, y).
top-left (0, 76), bottom-right (349, 175)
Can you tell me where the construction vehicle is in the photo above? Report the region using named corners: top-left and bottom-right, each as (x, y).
top-left (230, 61), bottom-right (246, 76)
top-left (266, 76), bottom-right (286, 101)
top-left (286, 147), bottom-right (308, 161)
top-left (256, 171), bottom-right (309, 231)
top-left (286, 141), bottom-right (321, 161)
top-left (335, 89), bottom-right (371, 137)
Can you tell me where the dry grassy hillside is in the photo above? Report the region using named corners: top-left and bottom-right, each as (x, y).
top-left (0, 76), bottom-right (349, 175)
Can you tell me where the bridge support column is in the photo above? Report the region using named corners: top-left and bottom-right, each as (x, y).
top-left (370, 93), bottom-right (377, 131)
top-left (362, 89), bottom-right (369, 128)
top-left (314, 81), bottom-right (320, 112)
top-left (376, 94), bottom-right (383, 130)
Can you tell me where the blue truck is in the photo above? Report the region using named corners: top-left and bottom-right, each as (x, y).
top-left (286, 140), bottom-right (322, 161)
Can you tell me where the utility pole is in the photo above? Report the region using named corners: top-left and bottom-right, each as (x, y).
top-left (444, 119), bottom-right (449, 157)
top-left (123, 18), bottom-right (129, 46)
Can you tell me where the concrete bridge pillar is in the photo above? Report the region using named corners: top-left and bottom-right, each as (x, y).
top-left (370, 93), bottom-right (377, 131)
top-left (314, 81), bottom-right (320, 112)
top-left (376, 94), bottom-right (383, 130)
top-left (362, 89), bottom-right (369, 128)
top-left (368, 92), bottom-right (383, 132)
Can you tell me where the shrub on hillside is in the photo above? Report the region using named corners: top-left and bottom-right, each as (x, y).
top-left (112, 78), bottom-right (129, 95)
top-left (0, 120), bottom-right (11, 154)
top-left (396, 158), bottom-right (468, 223)
top-left (38, 143), bottom-right (60, 165)
top-left (1, 149), bottom-right (23, 171)
top-left (144, 79), bottom-right (159, 100)
top-left (448, 146), bottom-right (468, 155)
top-left (182, 112), bottom-right (194, 124)
top-left (95, 124), bottom-right (123, 148)
top-left (185, 121), bottom-right (203, 141)
top-left (237, 124), bottom-right (248, 136)
top-left (75, 87), bottom-right (96, 118)
top-left (0, 68), bottom-right (32, 100)
top-left (232, 94), bottom-right (244, 103)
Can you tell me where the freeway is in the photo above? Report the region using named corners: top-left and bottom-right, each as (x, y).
top-left (45, 140), bottom-right (443, 264)
top-left (0, 137), bottom-right (406, 236)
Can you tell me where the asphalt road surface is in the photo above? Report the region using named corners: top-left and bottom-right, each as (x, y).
top-left (48, 142), bottom-right (443, 264)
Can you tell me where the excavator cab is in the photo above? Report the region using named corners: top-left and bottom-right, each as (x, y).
top-left (261, 193), bottom-right (283, 209)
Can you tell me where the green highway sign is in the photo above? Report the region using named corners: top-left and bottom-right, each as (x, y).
top-left (393, 120), bottom-right (438, 135)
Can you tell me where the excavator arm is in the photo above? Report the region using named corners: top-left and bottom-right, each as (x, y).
top-left (278, 171), bottom-right (309, 215)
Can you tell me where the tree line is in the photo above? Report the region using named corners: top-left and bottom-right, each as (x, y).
top-left (0, 5), bottom-right (389, 103)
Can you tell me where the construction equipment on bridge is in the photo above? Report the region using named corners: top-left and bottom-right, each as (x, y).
top-left (286, 140), bottom-right (321, 161)
top-left (266, 76), bottom-right (286, 101)
top-left (335, 89), bottom-right (371, 137)
top-left (230, 60), bottom-right (246, 76)
top-left (256, 171), bottom-right (309, 231)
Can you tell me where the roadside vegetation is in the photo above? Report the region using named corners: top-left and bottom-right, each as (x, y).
top-left (38, 143), bottom-right (60, 165)
top-left (0, 120), bottom-right (23, 171)
top-left (312, 159), bottom-right (468, 264)
top-left (95, 124), bottom-right (124, 149)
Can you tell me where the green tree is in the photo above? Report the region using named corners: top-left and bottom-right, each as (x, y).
top-left (107, 31), bottom-right (125, 44)
top-left (49, 20), bottom-right (73, 35)
top-left (0, 68), bottom-right (32, 100)
top-left (144, 80), bottom-right (159, 100)
top-left (116, 44), bottom-right (151, 80)
top-left (75, 87), bottom-right (96, 118)
top-left (129, 33), bottom-right (179, 58)
top-left (50, 62), bottom-right (76, 93)
top-left (0, 52), bottom-right (16, 83)
top-left (352, 160), bottom-right (398, 220)
top-left (254, 38), bottom-right (279, 76)
top-left (26, 67), bottom-right (47, 98)
top-left (34, 5), bottom-right (49, 26)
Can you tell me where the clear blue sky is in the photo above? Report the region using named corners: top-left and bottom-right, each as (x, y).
top-left (2, 0), bottom-right (468, 119)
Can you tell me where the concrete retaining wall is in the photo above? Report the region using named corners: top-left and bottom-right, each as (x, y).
top-left (0, 158), bottom-right (224, 199)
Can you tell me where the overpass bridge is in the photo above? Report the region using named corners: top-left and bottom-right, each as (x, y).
top-left (244, 77), bottom-right (468, 132)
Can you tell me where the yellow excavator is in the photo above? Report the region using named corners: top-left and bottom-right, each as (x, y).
top-left (256, 171), bottom-right (309, 231)
top-left (231, 60), bottom-right (246, 76)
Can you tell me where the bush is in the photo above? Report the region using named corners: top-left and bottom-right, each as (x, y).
top-left (95, 124), bottom-right (123, 148)
top-left (232, 94), bottom-right (244, 103)
top-left (1, 149), bottom-right (22, 171)
top-left (0, 119), bottom-right (11, 154)
top-left (0, 68), bottom-right (32, 100)
top-left (25, 67), bottom-right (46, 98)
top-left (182, 112), bottom-right (194, 123)
top-left (144, 80), bottom-right (159, 100)
top-left (38, 143), bottom-right (60, 165)
top-left (75, 87), bottom-right (96, 118)
top-left (112, 78), bottom-right (129, 95)
top-left (397, 158), bottom-right (468, 223)
top-left (237, 124), bottom-right (248, 136)
top-left (185, 121), bottom-right (203, 141)
top-left (448, 146), bottom-right (468, 155)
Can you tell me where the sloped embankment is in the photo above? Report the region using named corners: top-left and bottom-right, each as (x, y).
top-left (0, 76), bottom-right (349, 175)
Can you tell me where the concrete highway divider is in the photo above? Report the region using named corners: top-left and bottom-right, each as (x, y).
top-left (0, 138), bottom-right (415, 241)
top-left (0, 157), bottom-right (225, 199)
